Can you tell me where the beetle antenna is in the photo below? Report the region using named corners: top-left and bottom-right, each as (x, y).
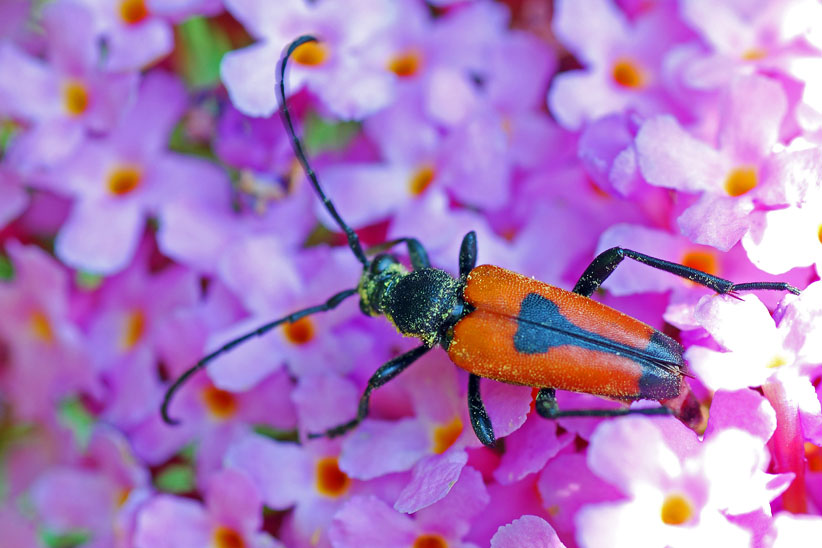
top-left (278, 35), bottom-right (369, 268)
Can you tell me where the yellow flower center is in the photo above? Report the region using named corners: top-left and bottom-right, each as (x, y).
top-left (202, 386), bottom-right (239, 420)
top-left (724, 166), bottom-right (758, 197)
top-left (742, 48), bottom-right (767, 61)
top-left (612, 58), bottom-right (645, 89)
top-left (315, 456), bottom-right (351, 497)
top-left (292, 41), bottom-right (329, 67)
top-left (107, 165), bottom-right (142, 196)
top-left (388, 50), bottom-right (422, 77)
top-left (432, 416), bottom-right (463, 454)
top-left (63, 80), bottom-right (89, 116)
top-left (283, 316), bottom-right (314, 345)
top-left (119, 0), bottom-right (149, 25)
top-left (661, 493), bottom-right (695, 525)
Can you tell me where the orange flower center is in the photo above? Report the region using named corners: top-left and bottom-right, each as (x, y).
top-left (107, 165), bottom-right (142, 196)
top-left (388, 50), bottom-right (422, 77)
top-left (292, 41), bottom-right (329, 66)
top-left (413, 534), bottom-right (448, 548)
top-left (30, 310), bottom-right (54, 343)
top-left (612, 58), bottom-right (645, 89)
top-left (283, 316), bottom-right (314, 345)
top-left (680, 250), bottom-right (718, 277)
top-left (120, 309), bottom-right (146, 350)
top-left (213, 526), bottom-right (245, 548)
top-left (315, 456), bottom-right (351, 497)
top-left (432, 417), bottom-right (462, 454)
top-left (661, 493), bottom-right (694, 525)
top-left (724, 166), bottom-right (757, 197)
top-left (202, 386), bottom-right (238, 420)
top-left (63, 80), bottom-right (89, 116)
top-left (119, 0), bottom-right (149, 25)
top-left (408, 165), bottom-right (435, 196)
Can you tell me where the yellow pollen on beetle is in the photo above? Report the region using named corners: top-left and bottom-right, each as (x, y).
top-left (30, 310), bottom-right (55, 343)
top-left (660, 493), bottom-right (695, 525)
top-left (202, 386), bottom-right (239, 420)
top-left (63, 80), bottom-right (89, 116)
top-left (388, 50), bottom-right (422, 77)
top-left (213, 526), bottom-right (245, 548)
top-left (611, 58), bottom-right (645, 89)
top-left (120, 309), bottom-right (146, 350)
top-left (680, 250), bottom-right (718, 277)
top-left (724, 166), bottom-right (758, 197)
top-left (413, 534), bottom-right (448, 548)
top-left (283, 316), bottom-right (315, 345)
top-left (107, 165), bottom-right (142, 196)
top-left (408, 164), bottom-right (435, 196)
top-left (432, 416), bottom-right (463, 454)
top-left (119, 0), bottom-right (149, 25)
top-left (315, 456), bottom-right (351, 497)
top-left (292, 41), bottom-right (329, 66)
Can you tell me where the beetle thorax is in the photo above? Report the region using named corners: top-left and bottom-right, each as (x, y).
top-left (358, 257), bottom-right (461, 347)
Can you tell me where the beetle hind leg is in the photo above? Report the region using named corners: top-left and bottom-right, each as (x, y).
top-left (535, 388), bottom-right (673, 420)
top-left (468, 373), bottom-right (495, 447)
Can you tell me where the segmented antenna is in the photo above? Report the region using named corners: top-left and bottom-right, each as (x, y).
top-left (278, 35), bottom-right (369, 268)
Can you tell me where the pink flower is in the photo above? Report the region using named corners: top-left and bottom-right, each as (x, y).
top-left (134, 468), bottom-right (280, 548)
top-left (635, 74), bottom-right (791, 251)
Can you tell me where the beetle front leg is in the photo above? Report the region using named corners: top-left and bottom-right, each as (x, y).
top-left (459, 231), bottom-right (477, 279)
top-left (308, 345), bottom-right (431, 439)
top-left (534, 388), bottom-right (672, 419)
top-left (573, 247), bottom-right (800, 298)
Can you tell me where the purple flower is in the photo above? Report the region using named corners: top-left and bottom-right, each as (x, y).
top-left (41, 71), bottom-right (228, 274)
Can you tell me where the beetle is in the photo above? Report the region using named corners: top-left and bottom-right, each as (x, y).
top-left (161, 35), bottom-right (801, 447)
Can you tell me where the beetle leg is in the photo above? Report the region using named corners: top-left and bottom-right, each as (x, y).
top-left (459, 231), bottom-right (477, 279)
top-left (368, 237), bottom-right (431, 270)
top-left (468, 373), bottom-right (495, 447)
top-left (573, 247), bottom-right (800, 297)
top-left (308, 345), bottom-right (431, 439)
top-left (534, 388), bottom-right (672, 419)
top-left (161, 288), bottom-right (358, 425)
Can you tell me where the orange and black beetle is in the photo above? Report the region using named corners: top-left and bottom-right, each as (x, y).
top-left (162, 36), bottom-right (800, 447)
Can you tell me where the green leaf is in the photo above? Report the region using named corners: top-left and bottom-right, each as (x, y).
top-left (176, 17), bottom-right (232, 89)
top-left (303, 114), bottom-right (360, 155)
top-left (155, 463), bottom-right (196, 494)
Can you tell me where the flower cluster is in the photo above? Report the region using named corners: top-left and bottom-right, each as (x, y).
top-left (1, 0), bottom-right (822, 546)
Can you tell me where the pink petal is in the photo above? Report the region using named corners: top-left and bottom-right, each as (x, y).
top-left (339, 419), bottom-right (430, 480)
top-left (490, 515), bottom-right (566, 548)
top-left (393, 450), bottom-right (468, 514)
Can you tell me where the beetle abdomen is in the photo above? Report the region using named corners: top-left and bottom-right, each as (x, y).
top-left (447, 265), bottom-right (684, 400)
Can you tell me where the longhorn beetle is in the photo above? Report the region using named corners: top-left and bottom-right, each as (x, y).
top-left (161, 35), bottom-right (801, 447)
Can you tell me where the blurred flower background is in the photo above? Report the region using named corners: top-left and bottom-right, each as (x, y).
top-left (2, 0), bottom-right (822, 546)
